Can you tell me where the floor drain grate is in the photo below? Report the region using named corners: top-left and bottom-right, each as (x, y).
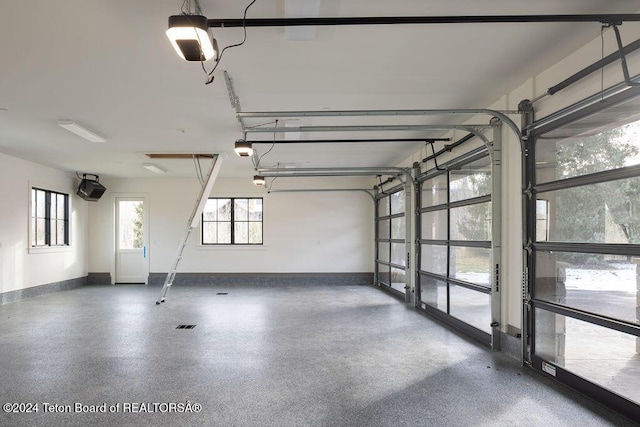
top-left (216, 292), bottom-right (228, 295)
top-left (176, 325), bottom-right (196, 329)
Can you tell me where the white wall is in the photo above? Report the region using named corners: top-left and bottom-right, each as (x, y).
top-left (8, 24), bottom-right (637, 333)
top-left (88, 174), bottom-right (374, 277)
top-left (396, 24), bottom-right (640, 333)
top-left (0, 152), bottom-right (88, 294)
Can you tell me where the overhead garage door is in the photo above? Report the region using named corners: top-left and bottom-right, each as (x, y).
top-left (524, 89), bottom-right (640, 420)
top-left (375, 186), bottom-right (407, 296)
top-left (416, 147), bottom-right (494, 345)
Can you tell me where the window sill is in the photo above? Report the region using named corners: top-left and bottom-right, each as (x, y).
top-left (28, 245), bottom-right (72, 254)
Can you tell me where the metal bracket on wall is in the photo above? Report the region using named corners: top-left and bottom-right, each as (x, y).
top-left (224, 71), bottom-right (245, 128)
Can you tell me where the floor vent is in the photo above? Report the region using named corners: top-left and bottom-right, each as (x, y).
top-left (176, 325), bottom-right (196, 329)
top-left (216, 292), bottom-right (228, 295)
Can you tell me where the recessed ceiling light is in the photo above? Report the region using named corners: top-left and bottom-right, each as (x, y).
top-left (57, 120), bottom-right (106, 143)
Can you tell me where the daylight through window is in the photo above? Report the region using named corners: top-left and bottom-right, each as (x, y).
top-left (31, 188), bottom-right (69, 247)
top-left (202, 198), bottom-right (263, 245)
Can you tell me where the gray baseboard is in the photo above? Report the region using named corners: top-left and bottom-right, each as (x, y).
top-left (0, 276), bottom-right (87, 305)
top-left (87, 272), bottom-right (112, 285)
top-left (147, 272), bottom-right (374, 287)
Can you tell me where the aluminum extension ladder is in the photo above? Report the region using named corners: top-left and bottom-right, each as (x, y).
top-left (155, 154), bottom-right (223, 304)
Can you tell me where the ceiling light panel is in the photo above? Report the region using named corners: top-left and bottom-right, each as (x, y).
top-left (142, 163), bottom-right (166, 174)
top-left (57, 120), bottom-right (106, 143)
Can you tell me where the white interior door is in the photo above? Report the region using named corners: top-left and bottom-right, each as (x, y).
top-left (115, 198), bottom-right (148, 284)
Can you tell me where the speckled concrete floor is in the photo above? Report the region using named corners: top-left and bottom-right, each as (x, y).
top-left (0, 283), bottom-right (636, 427)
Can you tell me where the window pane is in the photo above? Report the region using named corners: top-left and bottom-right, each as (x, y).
top-left (203, 222), bottom-right (217, 244)
top-left (249, 199), bottom-right (263, 221)
top-left (36, 189), bottom-right (45, 218)
top-left (52, 194), bottom-right (59, 219)
top-left (420, 244), bottom-right (447, 275)
top-left (449, 156), bottom-right (491, 202)
top-left (390, 267), bottom-right (406, 294)
top-left (118, 201), bottom-right (143, 249)
top-left (391, 242), bottom-right (405, 267)
top-left (450, 202), bottom-right (491, 241)
top-left (36, 219), bottom-right (46, 246)
top-left (536, 117), bottom-right (640, 185)
top-left (377, 219), bottom-right (390, 239)
top-left (421, 175), bottom-right (447, 207)
top-left (378, 242), bottom-right (390, 263)
top-left (535, 251), bottom-right (639, 325)
top-left (218, 199), bottom-right (232, 221)
top-left (538, 175), bottom-right (640, 244)
top-left (131, 201), bottom-right (143, 248)
top-left (57, 194), bottom-right (66, 218)
top-left (450, 246), bottom-right (491, 287)
top-left (378, 264), bottom-right (390, 285)
top-left (56, 220), bottom-right (65, 245)
top-left (49, 195), bottom-right (57, 220)
top-left (234, 199), bottom-right (248, 221)
top-left (536, 199), bottom-right (549, 242)
top-left (534, 309), bottom-right (640, 405)
top-left (249, 222), bottom-right (262, 244)
top-left (203, 199), bottom-right (217, 221)
top-left (378, 196), bottom-right (390, 217)
top-left (420, 276), bottom-right (447, 310)
top-left (450, 284), bottom-right (491, 333)
top-left (218, 222), bottom-right (231, 244)
top-left (234, 221), bottom-right (248, 244)
top-left (390, 216), bottom-right (405, 240)
top-left (390, 190), bottom-right (405, 214)
top-left (421, 209), bottom-right (447, 240)
top-left (50, 219), bottom-right (57, 245)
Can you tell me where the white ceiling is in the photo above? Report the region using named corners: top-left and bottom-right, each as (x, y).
top-left (1, 0), bottom-right (639, 179)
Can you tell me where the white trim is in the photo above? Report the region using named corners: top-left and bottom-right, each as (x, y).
top-left (28, 246), bottom-right (73, 255)
top-left (111, 193), bottom-right (150, 285)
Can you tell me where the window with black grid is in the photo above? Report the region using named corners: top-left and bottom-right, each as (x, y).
top-left (31, 188), bottom-right (69, 247)
top-left (202, 197), bottom-right (263, 245)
